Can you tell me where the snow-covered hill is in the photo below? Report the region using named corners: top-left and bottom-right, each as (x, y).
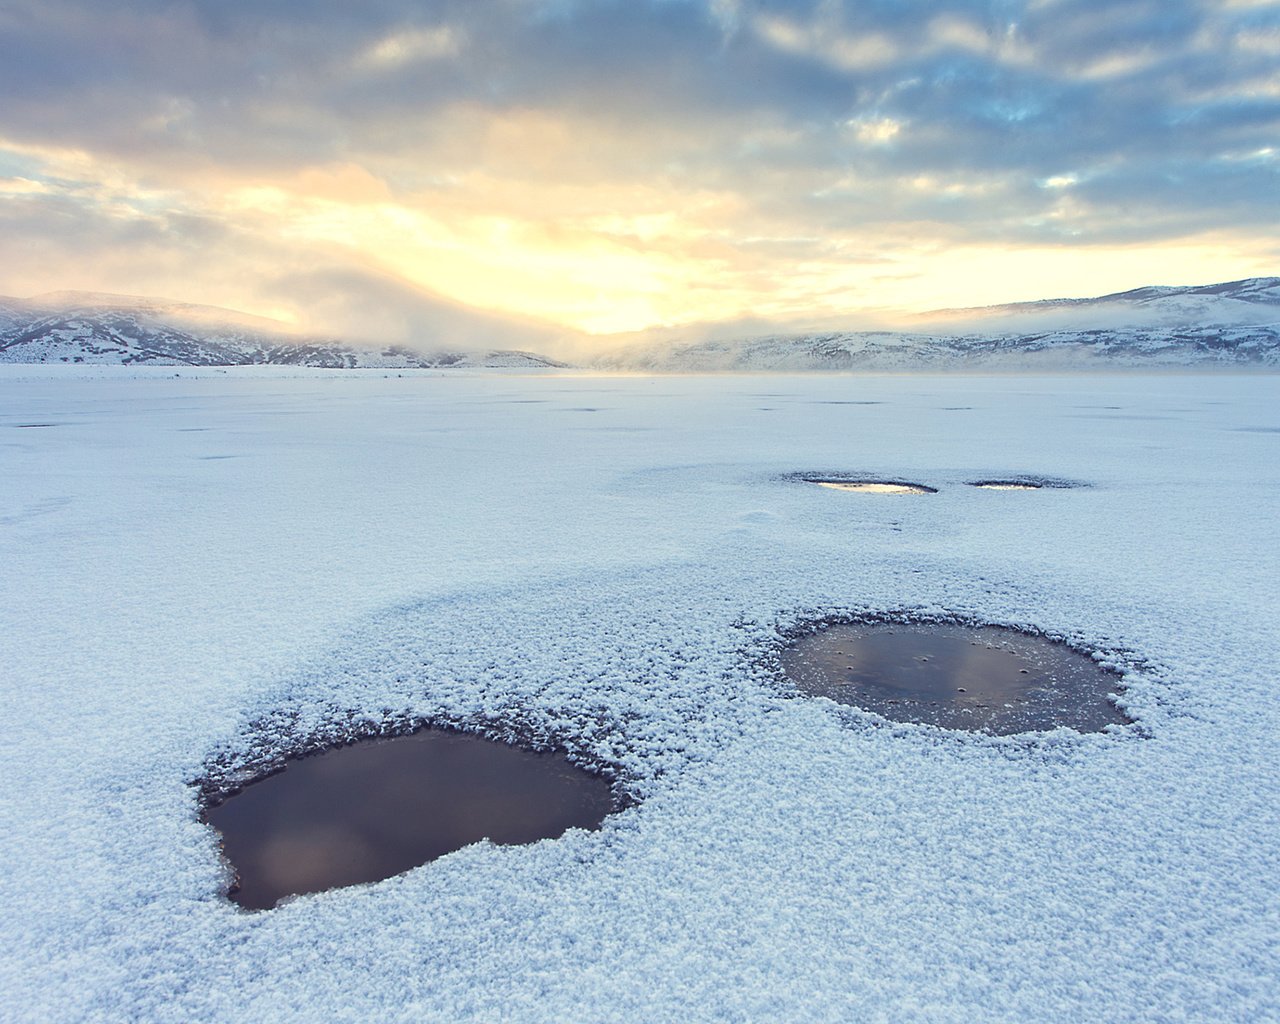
top-left (917, 276), bottom-right (1280, 330)
top-left (6, 279), bottom-right (1279, 371)
top-left (598, 277), bottom-right (1280, 371)
top-left (0, 292), bottom-right (568, 369)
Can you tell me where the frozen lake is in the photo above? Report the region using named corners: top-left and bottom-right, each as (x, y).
top-left (2, 367), bottom-right (1278, 1021)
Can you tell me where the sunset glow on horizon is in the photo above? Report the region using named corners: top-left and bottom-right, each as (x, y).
top-left (1, 1), bottom-right (1277, 346)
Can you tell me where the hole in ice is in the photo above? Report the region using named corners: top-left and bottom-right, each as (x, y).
top-left (969, 480), bottom-right (1042, 490)
top-left (202, 728), bottom-right (617, 911)
top-left (1068, 413), bottom-right (1171, 421)
top-left (780, 620), bottom-right (1131, 735)
top-left (804, 477), bottom-right (936, 495)
top-left (967, 476), bottom-right (1081, 490)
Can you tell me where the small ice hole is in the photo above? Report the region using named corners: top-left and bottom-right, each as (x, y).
top-left (805, 478), bottom-right (936, 495)
top-left (969, 481), bottom-right (1042, 490)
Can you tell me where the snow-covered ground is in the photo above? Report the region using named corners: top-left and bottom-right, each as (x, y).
top-left (2, 367), bottom-right (1277, 1022)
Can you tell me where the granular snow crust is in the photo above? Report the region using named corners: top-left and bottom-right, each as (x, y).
top-left (1, 367), bottom-right (1277, 1022)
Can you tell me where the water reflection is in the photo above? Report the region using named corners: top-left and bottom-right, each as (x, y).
top-left (204, 729), bottom-right (616, 910)
top-left (809, 481), bottom-right (936, 495)
top-left (781, 622), bottom-right (1130, 735)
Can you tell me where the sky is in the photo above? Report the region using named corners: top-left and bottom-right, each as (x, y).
top-left (0, 0), bottom-right (1277, 346)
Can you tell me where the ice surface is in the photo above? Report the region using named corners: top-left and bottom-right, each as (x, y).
top-left (1, 367), bottom-right (1278, 1021)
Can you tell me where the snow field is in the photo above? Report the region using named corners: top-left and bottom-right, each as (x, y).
top-left (1, 368), bottom-right (1277, 1021)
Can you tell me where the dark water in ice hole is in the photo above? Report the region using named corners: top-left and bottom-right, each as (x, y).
top-left (203, 730), bottom-right (616, 910)
top-left (781, 622), bottom-right (1130, 734)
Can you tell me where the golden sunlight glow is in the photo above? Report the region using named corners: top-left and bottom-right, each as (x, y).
top-left (2, 122), bottom-right (1275, 337)
top-left (0, 176), bottom-right (51, 195)
top-left (222, 165), bottom-right (1275, 333)
top-left (813, 482), bottom-right (934, 495)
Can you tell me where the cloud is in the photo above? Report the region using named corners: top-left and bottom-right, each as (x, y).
top-left (0, 0), bottom-right (1275, 333)
top-left (267, 266), bottom-right (578, 354)
top-left (0, 182), bottom-right (578, 352)
top-left (352, 25), bottom-right (464, 71)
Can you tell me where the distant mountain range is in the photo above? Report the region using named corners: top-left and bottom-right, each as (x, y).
top-left (0, 292), bottom-right (567, 369)
top-left (2, 278), bottom-right (1278, 370)
top-left (594, 277), bottom-right (1280, 370)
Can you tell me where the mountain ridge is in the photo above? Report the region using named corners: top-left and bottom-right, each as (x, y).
top-left (595, 276), bottom-right (1280, 371)
top-left (0, 292), bottom-right (568, 369)
top-left (919, 276), bottom-right (1280, 319)
top-left (2, 277), bottom-right (1278, 370)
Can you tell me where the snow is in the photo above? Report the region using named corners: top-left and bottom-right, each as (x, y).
top-left (0, 298), bottom-right (567, 370)
top-left (601, 324), bottom-right (1280, 371)
top-left (2, 366), bottom-right (1278, 1022)
top-left (7, 278), bottom-right (1280, 372)
top-left (917, 276), bottom-right (1280, 332)
top-left (598, 278), bottom-right (1280, 370)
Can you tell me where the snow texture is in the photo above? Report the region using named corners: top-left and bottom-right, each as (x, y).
top-left (1, 367), bottom-right (1278, 1022)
